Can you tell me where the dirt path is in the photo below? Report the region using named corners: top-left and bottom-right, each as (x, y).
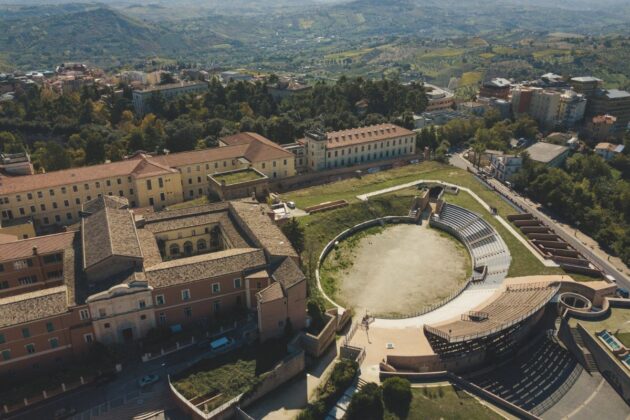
top-left (337, 223), bottom-right (468, 317)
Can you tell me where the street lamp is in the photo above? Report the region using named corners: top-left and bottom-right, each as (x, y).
top-left (575, 221), bottom-right (580, 237)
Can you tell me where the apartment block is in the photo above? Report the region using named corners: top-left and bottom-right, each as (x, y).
top-left (0, 133), bottom-right (295, 229)
top-left (132, 82), bottom-right (208, 115)
top-left (299, 123), bottom-right (416, 172)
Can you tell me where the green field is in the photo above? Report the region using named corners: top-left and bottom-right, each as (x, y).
top-left (398, 386), bottom-right (504, 420)
top-left (284, 162), bottom-right (599, 306)
top-left (213, 169), bottom-right (264, 184)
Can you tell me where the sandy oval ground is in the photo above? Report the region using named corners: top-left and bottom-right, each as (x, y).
top-left (336, 223), bottom-right (469, 317)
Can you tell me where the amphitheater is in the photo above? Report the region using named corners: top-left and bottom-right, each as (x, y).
top-left (320, 181), bottom-right (630, 419)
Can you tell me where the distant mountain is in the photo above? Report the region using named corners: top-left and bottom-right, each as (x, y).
top-left (0, 6), bottom-right (231, 69)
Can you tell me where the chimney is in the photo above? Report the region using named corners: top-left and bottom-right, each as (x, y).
top-left (32, 246), bottom-right (38, 256)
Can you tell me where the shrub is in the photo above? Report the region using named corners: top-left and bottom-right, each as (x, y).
top-left (382, 377), bottom-right (412, 417)
top-left (346, 382), bottom-right (384, 420)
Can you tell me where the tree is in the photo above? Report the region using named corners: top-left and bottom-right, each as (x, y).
top-left (33, 141), bottom-right (71, 171)
top-left (159, 72), bottom-right (176, 85)
top-left (382, 377), bottom-right (412, 417)
top-left (281, 218), bottom-right (305, 253)
top-left (346, 383), bottom-right (383, 420)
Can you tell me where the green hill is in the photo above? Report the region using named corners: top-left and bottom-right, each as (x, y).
top-left (0, 7), bottom-right (229, 70)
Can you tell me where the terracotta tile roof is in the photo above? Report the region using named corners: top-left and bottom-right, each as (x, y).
top-left (0, 231), bottom-right (75, 262)
top-left (143, 202), bottom-right (229, 223)
top-left (220, 132), bottom-right (294, 161)
top-left (321, 124), bottom-right (414, 150)
top-left (136, 229), bottom-right (163, 269)
top-left (153, 144), bottom-right (249, 168)
top-left (271, 257), bottom-right (305, 289)
top-left (0, 134), bottom-right (291, 196)
top-left (81, 198), bottom-right (142, 270)
top-left (245, 269), bottom-right (269, 279)
top-left (229, 200), bottom-right (298, 258)
top-left (144, 248), bottom-right (265, 288)
top-left (258, 281), bottom-right (284, 303)
top-left (0, 154), bottom-right (175, 195)
top-left (0, 286), bottom-right (68, 328)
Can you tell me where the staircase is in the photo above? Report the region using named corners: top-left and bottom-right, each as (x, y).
top-left (571, 328), bottom-right (599, 372)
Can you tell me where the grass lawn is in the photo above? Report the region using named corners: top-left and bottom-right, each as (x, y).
top-left (212, 169), bottom-right (264, 184)
top-left (166, 196), bottom-right (210, 210)
top-left (286, 162), bottom-right (601, 306)
top-left (173, 340), bottom-right (287, 413)
top-left (617, 332), bottom-right (630, 348)
top-left (390, 385), bottom-right (503, 420)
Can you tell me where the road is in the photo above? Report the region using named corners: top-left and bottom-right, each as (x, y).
top-left (449, 152), bottom-right (630, 290)
top-left (7, 332), bottom-right (247, 420)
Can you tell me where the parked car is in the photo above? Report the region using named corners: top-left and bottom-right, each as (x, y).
top-left (53, 408), bottom-right (77, 419)
top-left (617, 288), bottom-right (629, 299)
top-left (286, 201), bottom-right (296, 209)
top-left (138, 374), bottom-right (160, 388)
top-left (210, 336), bottom-right (234, 353)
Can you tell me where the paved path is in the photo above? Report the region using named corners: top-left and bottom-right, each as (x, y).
top-left (451, 152), bottom-right (630, 287)
top-left (541, 372), bottom-right (630, 420)
top-left (357, 178), bottom-right (555, 267)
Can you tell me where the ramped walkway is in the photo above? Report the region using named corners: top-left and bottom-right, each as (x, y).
top-left (356, 179), bottom-right (557, 267)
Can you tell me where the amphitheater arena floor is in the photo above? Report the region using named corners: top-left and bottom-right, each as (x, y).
top-left (337, 223), bottom-right (468, 318)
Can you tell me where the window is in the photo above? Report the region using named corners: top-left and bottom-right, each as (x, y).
top-left (212, 283), bottom-right (220, 294)
top-left (40, 204), bottom-right (46, 211)
top-left (79, 309), bottom-right (90, 320)
top-left (37, 191), bottom-right (43, 198)
top-left (1, 350), bottom-right (10, 361)
top-left (156, 295), bottom-right (165, 305)
top-left (158, 312), bottom-right (166, 324)
top-left (72, 185), bottom-right (78, 192)
top-left (95, 182), bottom-right (100, 188)
top-left (0, 333), bottom-right (4, 344)
top-left (184, 307), bottom-right (192, 318)
top-left (160, 193), bottom-right (165, 202)
top-left (43, 253), bottom-right (63, 264)
top-left (22, 328), bottom-right (30, 338)
top-left (66, 213), bottom-right (72, 221)
top-left (19, 207), bottom-right (25, 216)
top-left (99, 308), bottom-right (107, 318)
top-left (117, 178), bottom-right (122, 185)
top-left (104, 323), bottom-right (111, 329)
top-left (158, 178), bottom-right (164, 188)
top-left (27, 193), bottom-right (33, 200)
top-left (213, 300), bottom-right (221, 312)
top-left (257, 281), bottom-right (262, 289)
top-left (181, 289), bottom-right (191, 301)
top-left (84, 184), bottom-right (89, 191)
top-left (197, 239), bottom-right (207, 251)
top-left (18, 276), bottom-right (37, 286)
top-left (146, 180), bottom-right (152, 190)
top-left (106, 180), bottom-right (111, 187)
top-left (130, 189), bottom-right (134, 195)
top-left (234, 278), bottom-right (241, 289)
top-left (47, 270), bottom-right (63, 278)
top-left (25, 343), bottom-right (35, 354)
top-left (49, 189), bottom-right (55, 196)
top-left (43, 217), bottom-right (49, 225)
top-left (149, 197), bottom-right (154, 206)
top-left (49, 337), bottom-right (59, 349)
top-left (64, 200), bottom-right (69, 207)
top-left (138, 300), bottom-right (146, 309)
top-left (169, 244), bottom-right (180, 256)
top-left (54, 215), bottom-right (61, 223)
top-left (84, 333), bottom-right (94, 343)
top-left (0, 264), bottom-right (2, 273)
top-left (30, 205), bottom-right (36, 213)
top-left (140, 314), bottom-right (147, 320)
top-left (75, 198), bottom-right (81, 205)
top-left (46, 322), bottom-right (54, 332)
